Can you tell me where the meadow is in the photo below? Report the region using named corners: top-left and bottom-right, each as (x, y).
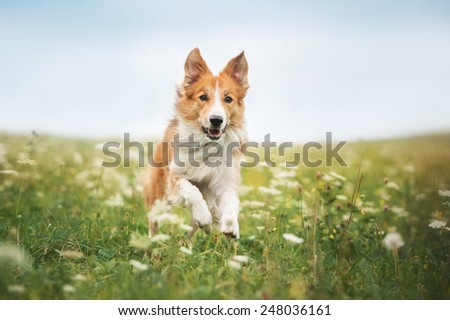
top-left (0, 132), bottom-right (449, 299)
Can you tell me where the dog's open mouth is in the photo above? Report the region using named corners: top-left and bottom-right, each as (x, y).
top-left (203, 127), bottom-right (223, 140)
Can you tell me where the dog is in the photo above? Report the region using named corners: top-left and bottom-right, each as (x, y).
top-left (143, 48), bottom-right (249, 239)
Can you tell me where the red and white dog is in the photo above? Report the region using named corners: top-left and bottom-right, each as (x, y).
top-left (143, 48), bottom-right (249, 239)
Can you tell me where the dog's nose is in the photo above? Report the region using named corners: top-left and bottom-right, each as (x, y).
top-left (209, 116), bottom-right (223, 127)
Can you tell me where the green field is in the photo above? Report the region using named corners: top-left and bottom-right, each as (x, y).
top-left (0, 132), bottom-right (449, 299)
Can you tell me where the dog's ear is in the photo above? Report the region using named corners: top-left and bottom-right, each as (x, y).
top-left (184, 48), bottom-right (211, 86)
top-left (222, 51), bottom-right (249, 87)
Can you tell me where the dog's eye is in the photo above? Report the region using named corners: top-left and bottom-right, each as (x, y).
top-left (224, 96), bottom-right (233, 103)
top-left (199, 94), bottom-right (208, 101)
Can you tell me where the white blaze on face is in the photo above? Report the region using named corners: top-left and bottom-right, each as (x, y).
top-left (207, 81), bottom-right (227, 129)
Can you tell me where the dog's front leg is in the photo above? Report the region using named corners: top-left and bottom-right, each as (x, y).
top-left (176, 178), bottom-right (213, 232)
top-left (218, 189), bottom-right (240, 238)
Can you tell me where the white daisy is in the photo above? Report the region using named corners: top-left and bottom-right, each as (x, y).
top-left (7, 285), bottom-right (25, 294)
top-left (232, 255), bottom-right (250, 263)
top-left (17, 158), bottom-right (38, 166)
top-left (283, 233), bottom-right (304, 244)
top-left (428, 220), bottom-right (447, 229)
top-left (62, 284), bottom-right (76, 293)
top-left (149, 234), bottom-right (171, 243)
top-left (0, 170), bottom-right (18, 176)
top-left (382, 232), bottom-right (404, 250)
top-left (329, 171), bottom-right (346, 181)
top-left (179, 247), bottom-right (193, 255)
top-left (129, 260), bottom-right (148, 271)
top-left (386, 181), bottom-right (400, 191)
top-left (227, 259), bottom-right (242, 270)
top-left (105, 193), bottom-right (124, 207)
top-left (72, 274), bottom-right (87, 282)
top-left (258, 186), bottom-right (282, 195)
top-left (129, 232), bottom-right (151, 249)
top-left (438, 190), bottom-right (450, 197)
top-left (180, 224), bottom-right (194, 232)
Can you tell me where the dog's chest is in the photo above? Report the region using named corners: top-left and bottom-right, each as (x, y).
top-left (173, 143), bottom-right (236, 184)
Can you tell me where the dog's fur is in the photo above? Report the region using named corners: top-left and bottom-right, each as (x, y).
top-left (143, 48), bottom-right (249, 238)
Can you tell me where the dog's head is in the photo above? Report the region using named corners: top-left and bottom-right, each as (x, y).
top-left (176, 48), bottom-right (249, 140)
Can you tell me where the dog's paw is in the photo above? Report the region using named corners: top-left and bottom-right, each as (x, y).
top-left (220, 217), bottom-right (240, 239)
top-left (193, 206), bottom-right (213, 231)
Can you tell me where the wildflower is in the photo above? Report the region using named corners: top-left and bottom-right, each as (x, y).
top-left (391, 206), bottom-right (410, 218)
top-left (60, 250), bottom-right (84, 259)
top-left (72, 274), bottom-right (87, 282)
top-left (179, 246), bottom-right (193, 255)
top-left (7, 285), bottom-right (25, 294)
top-left (180, 224), bottom-right (194, 232)
top-left (239, 185), bottom-right (253, 195)
top-left (0, 170), bottom-right (18, 176)
top-left (336, 194), bottom-right (348, 201)
top-left (386, 181), bottom-right (400, 191)
top-left (129, 260), bottom-right (148, 272)
top-left (271, 179), bottom-right (298, 188)
top-left (154, 213), bottom-right (182, 225)
top-left (129, 232), bottom-right (151, 249)
top-left (438, 190), bottom-right (450, 197)
top-left (428, 220), bottom-right (446, 229)
top-left (383, 204), bottom-right (389, 211)
top-left (17, 158), bottom-right (38, 166)
top-left (258, 186), bottom-right (282, 195)
top-left (361, 207), bottom-right (378, 214)
top-left (0, 244), bottom-right (33, 271)
top-left (105, 193), bottom-right (124, 207)
top-left (62, 284), bottom-right (76, 293)
top-left (227, 259), bottom-right (242, 270)
top-left (241, 200), bottom-right (265, 208)
top-left (273, 170), bottom-right (296, 179)
top-left (282, 233), bottom-right (304, 244)
top-left (382, 232), bottom-right (404, 250)
top-left (232, 255), bottom-right (250, 263)
top-left (149, 234), bottom-right (171, 243)
top-left (123, 186), bottom-right (133, 198)
top-left (147, 199), bottom-right (172, 223)
top-left (329, 171), bottom-right (346, 181)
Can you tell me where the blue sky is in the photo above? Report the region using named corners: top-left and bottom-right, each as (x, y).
top-left (1, 0), bottom-right (449, 141)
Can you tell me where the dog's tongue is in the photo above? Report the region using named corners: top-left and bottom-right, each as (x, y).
top-left (208, 128), bottom-right (221, 138)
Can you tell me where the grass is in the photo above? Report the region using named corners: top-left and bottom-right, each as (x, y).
top-left (0, 131), bottom-right (449, 299)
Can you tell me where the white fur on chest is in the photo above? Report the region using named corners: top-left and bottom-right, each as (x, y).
top-left (170, 120), bottom-right (246, 187)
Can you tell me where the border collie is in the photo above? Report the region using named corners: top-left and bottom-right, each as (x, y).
top-left (143, 48), bottom-right (249, 239)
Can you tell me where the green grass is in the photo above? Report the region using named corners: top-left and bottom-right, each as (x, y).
top-left (0, 132), bottom-right (449, 299)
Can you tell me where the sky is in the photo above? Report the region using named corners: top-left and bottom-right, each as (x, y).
top-left (0, 0), bottom-right (449, 142)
